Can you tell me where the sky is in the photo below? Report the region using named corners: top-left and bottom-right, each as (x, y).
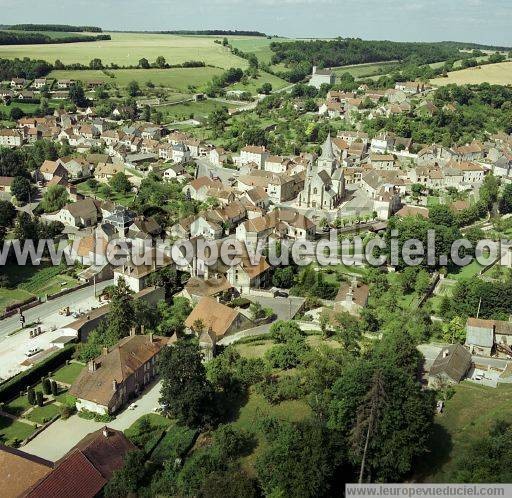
top-left (1, 0), bottom-right (511, 46)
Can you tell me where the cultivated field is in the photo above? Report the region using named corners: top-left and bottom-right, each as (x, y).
top-left (228, 37), bottom-right (291, 65)
top-left (49, 67), bottom-right (224, 92)
top-left (430, 62), bottom-right (512, 86)
top-left (332, 60), bottom-right (399, 79)
top-left (0, 32), bottom-right (248, 69)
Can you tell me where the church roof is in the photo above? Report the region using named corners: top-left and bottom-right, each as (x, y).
top-left (319, 134), bottom-right (336, 162)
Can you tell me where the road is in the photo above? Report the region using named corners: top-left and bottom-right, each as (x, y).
top-left (0, 279), bottom-right (113, 339)
top-left (219, 294), bottom-right (305, 345)
top-left (22, 380), bottom-right (162, 461)
top-left (195, 157), bottom-right (239, 184)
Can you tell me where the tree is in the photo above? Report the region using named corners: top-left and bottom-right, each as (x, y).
top-left (269, 320), bottom-right (304, 343)
top-left (155, 56), bottom-right (167, 68)
top-left (107, 277), bottom-right (135, 342)
top-left (10, 107), bottom-right (24, 121)
top-left (40, 185), bottom-right (68, 213)
top-left (104, 450), bottom-right (147, 498)
top-left (50, 379), bottom-right (58, 396)
top-left (429, 204), bottom-right (455, 227)
top-left (256, 419), bottom-right (342, 497)
top-left (148, 266), bottom-right (181, 301)
top-left (127, 80), bottom-right (141, 97)
top-left (414, 269), bottom-right (430, 295)
top-left (0, 200), bottom-right (16, 227)
top-left (499, 183), bottom-right (512, 214)
top-left (36, 391), bottom-right (44, 407)
top-left (89, 58), bottom-right (103, 70)
top-left (109, 171), bottom-right (132, 194)
top-left (42, 377), bottom-right (51, 395)
top-left (138, 57), bottom-right (150, 69)
top-left (209, 106), bottom-right (229, 136)
top-left (258, 82), bottom-right (272, 95)
top-left (159, 340), bottom-right (217, 427)
top-left (479, 174), bottom-right (500, 211)
top-left (69, 84), bottom-right (87, 107)
top-left (11, 176), bottom-right (32, 203)
top-left (272, 266), bottom-right (295, 288)
top-left (27, 387), bottom-right (36, 405)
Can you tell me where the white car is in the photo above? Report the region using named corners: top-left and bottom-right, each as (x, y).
top-left (25, 347), bottom-right (42, 357)
top-left (128, 403), bottom-right (138, 410)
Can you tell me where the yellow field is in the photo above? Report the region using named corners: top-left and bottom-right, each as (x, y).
top-left (430, 62), bottom-right (512, 86)
top-left (0, 32), bottom-right (249, 69)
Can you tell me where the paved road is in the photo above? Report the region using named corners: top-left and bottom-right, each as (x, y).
top-left (0, 279), bottom-right (113, 339)
top-left (195, 157), bottom-right (239, 184)
top-left (22, 380), bottom-right (162, 461)
top-left (219, 294), bottom-right (305, 345)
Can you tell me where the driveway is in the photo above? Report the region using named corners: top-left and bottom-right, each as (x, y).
top-left (22, 381), bottom-right (163, 462)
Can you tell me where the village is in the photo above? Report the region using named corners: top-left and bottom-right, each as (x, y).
top-left (1, 23), bottom-right (512, 497)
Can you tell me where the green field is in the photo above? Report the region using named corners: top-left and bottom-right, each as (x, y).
top-left (51, 362), bottom-right (84, 385)
top-left (158, 99), bottom-right (241, 122)
top-left (332, 61), bottom-right (399, 79)
top-left (27, 403), bottom-right (61, 424)
top-left (0, 264), bottom-right (80, 312)
top-left (49, 66), bottom-right (225, 93)
top-left (419, 382), bottom-right (512, 482)
top-left (0, 415), bottom-right (36, 444)
top-left (230, 70), bottom-right (289, 93)
top-left (431, 61), bottom-right (512, 86)
top-left (0, 32), bottom-right (248, 69)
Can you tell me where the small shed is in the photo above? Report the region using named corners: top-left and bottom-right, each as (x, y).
top-left (465, 317), bottom-right (494, 356)
top-left (428, 344), bottom-right (472, 388)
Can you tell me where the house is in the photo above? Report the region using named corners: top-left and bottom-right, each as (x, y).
top-left (395, 205), bottom-right (430, 219)
top-left (39, 160), bottom-right (68, 182)
top-left (369, 153), bottom-right (396, 170)
top-left (0, 176), bottom-right (14, 193)
top-left (183, 176), bottom-right (222, 202)
top-left (104, 206), bottom-right (136, 236)
top-left (58, 198), bottom-right (102, 227)
top-left (171, 142), bottom-right (191, 163)
top-left (59, 157), bottom-right (91, 179)
top-left (183, 274), bottom-right (235, 304)
top-left (370, 132), bottom-right (395, 153)
top-left (309, 66), bottom-right (335, 89)
top-left (428, 344), bottom-right (472, 388)
top-left (94, 162), bottom-right (124, 182)
top-left (57, 79), bottom-right (75, 89)
top-left (0, 445), bottom-right (53, 498)
top-left (334, 279), bottom-right (370, 316)
top-left (69, 333), bottom-right (171, 415)
top-left (394, 81), bottom-right (428, 94)
top-left (184, 296), bottom-right (252, 341)
top-left (239, 145), bottom-right (268, 169)
top-left (23, 427), bottom-right (136, 498)
top-left (449, 161), bottom-right (485, 184)
top-left (465, 318), bottom-right (494, 356)
top-left (0, 129), bottom-right (23, 147)
top-left (10, 78), bottom-right (26, 89)
top-left (190, 215), bottom-right (223, 240)
top-left (209, 147), bottom-right (228, 167)
top-left (226, 251), bottom-right (271, 292)
top-left (238, 170), bottom-right (304, 204)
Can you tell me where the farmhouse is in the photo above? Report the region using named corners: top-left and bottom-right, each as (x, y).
top-left (309, 66), bottom-right (335, 89)
top-left (428, 344), bottom-right (472, 388)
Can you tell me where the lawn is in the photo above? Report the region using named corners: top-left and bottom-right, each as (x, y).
top-left (49, 66), bottom-right (225, 93)
top-left (446, 259), bottom-right (484, 281)
top-left (26, 403), bottom-right (60, 424)
top-left (51, 362), bottom-right (84, 385)
top-left (430, 61), bottom-right (512, 86)
top-left (332, 61), bottom-right (399, 79)
top-left (0, 32), bottom-right (248, 68)
top-left (158, 99), bottom-right (240, 122)
top-left (76, 181), bottom-right (136, 207)
top-left (419, 382), bottom-right (512, 482)
top-left (3, 394), bottom-right (31, 417)
top-left (151, 424), bottom-right (197, 464)
top-left (0, 415), bottom-right (36, 444)
top-left (232, 390), bottom-right (312, 475)
top-left (0, 263), bottom-right (80, 312)
top-left (230, 70), bottom-right (289, 93)
top-left (124, 413), bottom-right (173, 439)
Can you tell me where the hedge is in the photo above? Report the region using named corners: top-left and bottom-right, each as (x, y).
top-left (0, 344), bottom-right (76, 402)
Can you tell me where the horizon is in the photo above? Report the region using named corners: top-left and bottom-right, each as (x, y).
top-left (0, 0), bottom-right (510, 46)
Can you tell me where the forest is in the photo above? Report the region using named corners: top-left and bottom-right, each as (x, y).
top-left (6, 24), bottom-right (103, 32)
top-left (0, 31), bottom-right (111, 45)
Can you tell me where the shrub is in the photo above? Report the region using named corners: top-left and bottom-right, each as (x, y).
top-left (228, 297), bottom-right (251, 308)
top-left (50, 380), bottom-right (58, 396)
top-left (27, 387), bottom-right (36, 405)
top-left (42, 377), bottom-right (51, 395)
top-left (59, 404), bottom-right (75, 420)
top-left (151, 425), bottom-right (198, 464)
top-left (35, 391), bottom-right (44, 407)
top-left (256, 375), bottom-right (304, 404)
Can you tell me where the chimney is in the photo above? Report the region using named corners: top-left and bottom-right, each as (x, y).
top-left (149, 332), bottom-right (154, 343)
top-left (443, 349), bottom-right (450, 359)
top-left (312, 65), bottom-right (317, 75)
top-left (345, 287), bottom-right (354, 305)
top-left (112, 379), bottom-right (117, 391)
top-left (130, 326), bottom-right (136, 337)
top-left (102, 426), bottom-right (110, 438)
top-left (88, 360), bottom-right (97, 372)
top-left (102, 347), bottom-right (108, 356)
top-left (141, 324), bottom-right (145, 335)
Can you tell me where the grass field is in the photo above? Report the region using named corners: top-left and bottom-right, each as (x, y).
top-left (332, 61), bottom-right (399, 79)
top-left (51, 363), bottom-right (84, 385)
top-left (0, 264), bottom-right (80, 312)
top-left (4, 394), bottom-right (32, 417)
top-left (228, 37), bottom-right (291, 66)
top-left (0, 415), bottom-right (36, 444)
top-left (158, 99), bottom-right (241, 122)
top-left (446, 259), bottom-right (484, 281)
top-left (230, 70), bottom-right (289, 93)
top-left (49, 66), bottom-right (225, 93)
top-left (419, 382), bottom-right (512, 482)
top-left (430, 62), bottom-right (512, 86)
top-left (232, 390), bottom-right (311, 475)
top-left (27, 403), bottom-right (60, 424)
top-left (76, 181), bottom-right (136, 207)
top-left (0, 32), bottom-right (248, 69)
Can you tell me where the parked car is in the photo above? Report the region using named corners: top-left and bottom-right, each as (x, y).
top-left (25, 347), bottom-right (42, 357)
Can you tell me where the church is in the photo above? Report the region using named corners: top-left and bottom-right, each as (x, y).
top-left (298, 134), bottom-right (346, 209)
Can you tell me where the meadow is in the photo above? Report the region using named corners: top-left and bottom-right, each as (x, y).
top-left (0, 32), bottom-right (248, 69)
top-left (49, 67), bottom-right (225, 93)
top-left (332, 60), bottom-right (399, 79)
top-left (430, 61), bottom-right (512, 86)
